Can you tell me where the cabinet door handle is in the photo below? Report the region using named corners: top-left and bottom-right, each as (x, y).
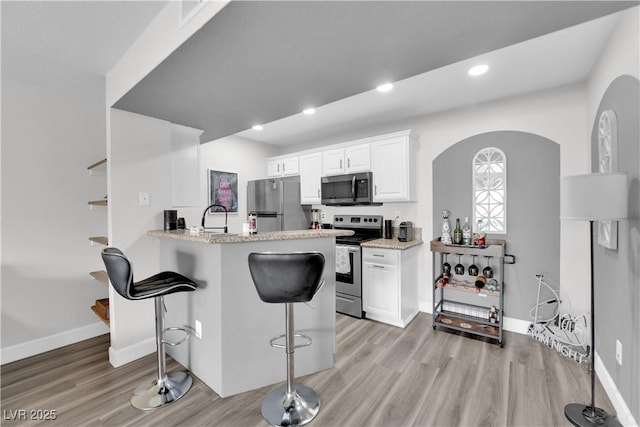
top-left (277, 163), bottom-right (280, 172)
top-left (282, 163), bottom-right (285, 173)
top-left (348, 158), bottom-right (351, 168)
top-left (373, 254), bottom-right (384, 257)
top-left (372, 265), bottom-right (385, 269)
top-left (375, 184), bottom-right (377, 195)
top-left (340, 159), bottom-right (343, 169)
top-left (317, 189), bottom-right (320, 197)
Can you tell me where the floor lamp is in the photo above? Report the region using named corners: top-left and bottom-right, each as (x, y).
top-left (560, 172), bottom-right (628, 427)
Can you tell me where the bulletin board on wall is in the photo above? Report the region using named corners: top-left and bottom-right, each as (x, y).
top-left (208, 170), bottom-right (238, 214)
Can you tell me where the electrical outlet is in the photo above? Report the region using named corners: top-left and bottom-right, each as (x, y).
top-left (616, 339), bottom-right (622, 365)
top-left (195, 320), bottom-right (202, 339)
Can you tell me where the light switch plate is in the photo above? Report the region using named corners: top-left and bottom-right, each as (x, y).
top-left (139, 192), bottom-right (150, 206)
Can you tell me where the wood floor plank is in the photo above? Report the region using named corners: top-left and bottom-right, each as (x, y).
top-left (364, 359), bottom-right (439, 426)
top-left (413, 356), bottom-right (476, 426)
top-left (506, 361), bottom-right (555, 427)
top-left (0, 312), bottom-right (620, 427)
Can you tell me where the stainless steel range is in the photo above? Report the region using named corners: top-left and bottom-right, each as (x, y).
top-left (333, 214), bottom-right (383, 318)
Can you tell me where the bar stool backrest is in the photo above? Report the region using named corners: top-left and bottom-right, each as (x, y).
top-left (102, 247), bottom-right (135, 300)
top-left (248, 252), bottom-right (325, 304)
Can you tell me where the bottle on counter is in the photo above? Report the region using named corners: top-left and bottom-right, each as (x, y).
top-left (440, 210), bottom-right (452, 244)
top-left (474, 219), bottom-right (486, 246)
top-left (453, 218), bottom-right (462, 245)
top-left (248, 212), bottom-right (258, 235)
top-left (462, 216), bottom-right (472, 245)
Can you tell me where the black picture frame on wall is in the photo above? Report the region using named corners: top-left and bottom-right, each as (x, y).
top-left (208, 170), bottom-right (238, 214)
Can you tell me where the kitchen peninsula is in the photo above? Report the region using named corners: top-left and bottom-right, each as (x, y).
top-left (146, 228), bottom-right (352, 397)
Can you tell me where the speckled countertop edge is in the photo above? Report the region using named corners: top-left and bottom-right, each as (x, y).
top-left (147, 229), bottom-right (354, 244)
top-left (361, 238), bottom-right (424, 250)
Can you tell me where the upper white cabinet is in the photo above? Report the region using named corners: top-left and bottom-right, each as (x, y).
top-left (299, 152), bottom-right (322, 204)
top-left (265, 130), bottom-right (418, 203)
top-left (371, 131), bottom-right (417, 202)
top-left (322, 143), bottom-right (370, 176)
top-left (267, 155), bottom-right (299, 177)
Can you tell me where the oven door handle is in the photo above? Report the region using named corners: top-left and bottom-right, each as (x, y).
top-left (337, 245), bottom-right (360, 253)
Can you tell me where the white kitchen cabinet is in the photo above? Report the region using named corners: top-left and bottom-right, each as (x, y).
top-left (267, 155), bottom-right (299, 177)
top-left (321, 143), bottom-right (370, 176)
top-left (299, 152), bottom-right (322, 204)
top-left (371, 131), bottom-right (417, 202)
top-left (362, 246), bottom-right (419, 328)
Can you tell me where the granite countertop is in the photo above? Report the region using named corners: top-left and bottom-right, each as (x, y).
top-left (361, 237), bottom-right (424, 250)
top-left (147, 228), bottom-right (354, 244)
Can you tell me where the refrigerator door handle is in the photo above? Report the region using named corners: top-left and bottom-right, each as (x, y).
top-left (253, 211), bottom-right (278, 217)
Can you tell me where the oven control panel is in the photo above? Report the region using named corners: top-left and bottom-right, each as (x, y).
top-left (333, 215), bottom-right (383, 229)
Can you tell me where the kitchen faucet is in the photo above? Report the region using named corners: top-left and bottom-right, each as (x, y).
top-left (201, 204), bottom-right (228, 233)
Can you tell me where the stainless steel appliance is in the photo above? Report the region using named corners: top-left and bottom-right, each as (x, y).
top-left (247, 176), bottom-right (311, 232)
top-left (398, 221), bottom-right (414, 242)
top-left (321, 172), bottom-right (379, 206)
top-left (333, 214), bottom-right (383, 317)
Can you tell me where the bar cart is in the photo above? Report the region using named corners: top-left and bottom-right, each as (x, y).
top-left (430, 238), bottom-right (515, 347)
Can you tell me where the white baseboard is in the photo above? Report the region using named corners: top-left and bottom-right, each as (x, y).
top-left (595, 352), bottom-right (638, 427)
top-left (0, 322), bottom-right (109, 365)
top-left (108, 337), bottom-right (156, 368)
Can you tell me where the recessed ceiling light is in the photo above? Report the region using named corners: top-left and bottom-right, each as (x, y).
top-left (303, 108), bottom-right (316, 115)
top-left (252, 124), bottom-right (264, 131)
top-left (376, 83), bottom-right (394, 92)
top-left (468, 64), bottom-right (489, 76)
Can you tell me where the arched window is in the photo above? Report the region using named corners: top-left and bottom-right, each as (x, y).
top-left (473, 147), bottom-right (506, 234)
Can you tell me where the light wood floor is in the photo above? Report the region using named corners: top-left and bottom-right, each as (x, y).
top-left (1, 313), bottom-right (617, 426)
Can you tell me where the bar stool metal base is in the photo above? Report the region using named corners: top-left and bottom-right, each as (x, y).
top-left (131, 371), bottom-right (193, 410)
top-left (261, 384), bottom-right (320, 426)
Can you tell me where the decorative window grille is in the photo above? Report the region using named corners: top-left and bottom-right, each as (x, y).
top-left (473, 147), bottom-right (506, 234)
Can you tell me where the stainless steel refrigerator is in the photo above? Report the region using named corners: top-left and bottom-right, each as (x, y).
top-left (247, 176), bottom-right (311, 232)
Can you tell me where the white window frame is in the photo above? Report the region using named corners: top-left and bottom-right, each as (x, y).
top-left (472, 147), bottom-right (507, 234)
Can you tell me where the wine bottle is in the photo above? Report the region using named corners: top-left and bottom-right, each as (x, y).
top-left (462, 216), bottom-right (472, 245)
top-left (453, 218), bottom-right (462, 245)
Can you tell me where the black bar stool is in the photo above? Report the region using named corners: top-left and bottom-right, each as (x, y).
top-left (101, 247), bottom-right (197, 410)
top-left (248, 252), bottom-right (325, 427)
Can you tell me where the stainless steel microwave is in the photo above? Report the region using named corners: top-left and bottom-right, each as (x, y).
top-left (321, 172), bottom-right (377, 206)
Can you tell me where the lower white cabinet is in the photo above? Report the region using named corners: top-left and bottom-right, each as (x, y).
top-left (362, 246), bottom-right (419, 328)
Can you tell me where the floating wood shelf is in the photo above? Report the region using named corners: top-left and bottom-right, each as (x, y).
top-left (88, 199), bottom-right (108, 206)
top-left (91, 305), bottom-right (110, 327)
top-left (87, 158), bottom-right (107, 170)
top-left (89, 270), bottom-right (109, 286)
top-left (89, 236), bottom-right (108, 246)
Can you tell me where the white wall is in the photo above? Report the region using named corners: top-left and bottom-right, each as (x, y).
top-left (283, 83), bottom-right (589, 320)
top-left (107, 109), bottom-right (174, 366)
top-left (1, 77), bottom-right (109, 363)
top-left (176, 135), bottom-right (279, 231)
top-left (585, 7), bottom-right (639, 426)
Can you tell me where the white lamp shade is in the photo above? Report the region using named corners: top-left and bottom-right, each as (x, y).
top-left (560, 173), bottom-right (628, 221)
